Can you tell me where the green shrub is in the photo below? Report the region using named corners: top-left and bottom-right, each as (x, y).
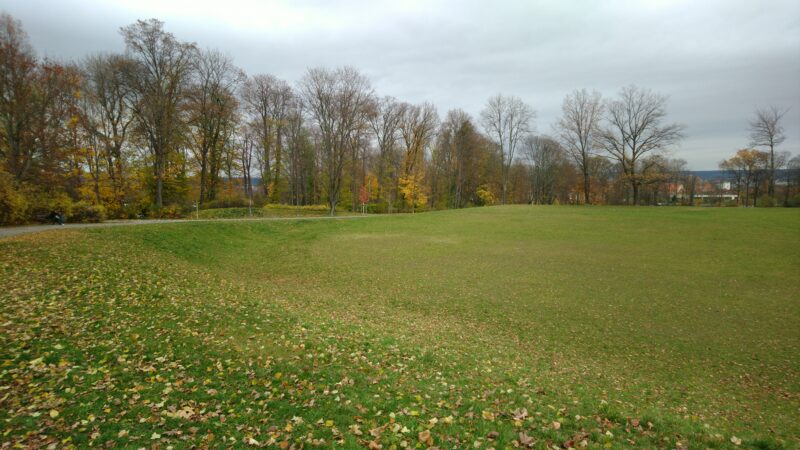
top-left (0, 172), bottom-right (29, 225)
top-left (787, 193), bottom-right (800, 207)
top-left (68, 201), bottom-right (106, 223)
top-left (204, 196), bottom-right (249, 209)
top-left (722, 199), bottom-right (739, 207)
top-left (369, 201), bottom-right (388, 214)
top-left (756, 195), bottom-right (777, 207)
top-left (157, 203), bottom-right (186, 219)
top-left (263, 203), bottom-right (329, 212)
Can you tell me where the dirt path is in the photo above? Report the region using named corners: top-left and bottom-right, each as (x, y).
top-left (0, 215), bottom-right (371, 240)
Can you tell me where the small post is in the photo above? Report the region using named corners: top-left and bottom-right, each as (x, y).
top-left (193, 201), bottom-right (198, 220)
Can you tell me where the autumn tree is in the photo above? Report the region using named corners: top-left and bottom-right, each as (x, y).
top-left (556, 89), bottom-right (602, 204)
top-left (299, 66), bottom-right (372, 215)
top-left (480, 94), bottom-right (534, 204)
top-left (121, 19), bottom-right (196, 208)
top-left (598, 85), bottom-right (684, 205)
top-left (719, 149), bottom-right (769, 206)
top-left (749, 106), bottom-right (788, 198)
top-left (398, 102), bottom-right (438, 212)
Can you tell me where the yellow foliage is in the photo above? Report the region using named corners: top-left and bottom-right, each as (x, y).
top-left (399, 173), bottom-right (428, 211)
top-left (476, 184), bottom-right (495, 205)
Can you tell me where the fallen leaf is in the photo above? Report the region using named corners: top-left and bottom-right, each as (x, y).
top-left (418, 429), bottom-right (432, 445)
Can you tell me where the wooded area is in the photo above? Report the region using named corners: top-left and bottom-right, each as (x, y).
top-left (1, 14), bottom-right (798, 225)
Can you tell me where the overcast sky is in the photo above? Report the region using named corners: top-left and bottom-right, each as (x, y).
top-left (4, 0), bottom-right (799, 169)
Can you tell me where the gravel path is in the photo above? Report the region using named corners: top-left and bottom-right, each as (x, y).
top-left (0, 215), bottom-right (370, 240)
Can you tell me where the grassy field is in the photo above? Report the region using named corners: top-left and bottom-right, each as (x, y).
top-left (1, 206), bottom-right (798, 449)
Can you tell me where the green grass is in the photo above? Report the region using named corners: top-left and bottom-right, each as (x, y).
top-left (1, 206), bottom-right (798, 448)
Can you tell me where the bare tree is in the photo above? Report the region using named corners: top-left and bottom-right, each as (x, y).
top-left (284, 105), bottom-right (315, 206)
top-left (187, 49), bottom-right (244, 204)
top-left (524, 135), bottom-right (565, 204)
top-left (81, 54), bottom-right (136, 212)
top-left (267, 80), bottom-right (293, 203)
top-left (787, 154), bottom-right (800, 205)
top-left (0, 13), bottom-right (37, 180)
top-left (240, 74), bottom-right (293, 201)
top-left (399, 102), bottom-right (438, 179)
top-left (480, 94), bottom-right (534, 204)
top-left (598, 86), bottom-right (684, 205)
top-left (749, 106), bottom-right (788, 198)
top-left (236, 127), bottom-right (255, 202)
top-left (367, 96), bottom-right (404, 209)
top-left (121, 19), bottom-right (196, 208)
top-left (556, 89), bottom-right (602, 204)
top-left (298, 66), bottom-right (372, 215)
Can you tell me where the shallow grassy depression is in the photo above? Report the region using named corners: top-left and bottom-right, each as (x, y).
top-left (1, 206), bottom-right (798, 448)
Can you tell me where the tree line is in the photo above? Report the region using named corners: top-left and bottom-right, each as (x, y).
top-left (718, 107), bottom-right (799, 207)
top-left (1, 14), bottom-right (798, 224)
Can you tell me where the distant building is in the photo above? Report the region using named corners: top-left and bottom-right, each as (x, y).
top-left (667, 174), bottom-right (737, 202)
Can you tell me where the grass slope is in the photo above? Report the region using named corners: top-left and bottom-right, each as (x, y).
top-left (1, 206), bottom-right (798, 449)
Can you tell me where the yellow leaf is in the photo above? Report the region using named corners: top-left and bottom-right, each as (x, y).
top-left (49, 410), bottom-right (59, 419)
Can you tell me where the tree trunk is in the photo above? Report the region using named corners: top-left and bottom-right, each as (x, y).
top-left (271, 129), bottom-right (283, 203)
top-left (199, 161), bottom-right (207, 205)
top-left (583, 170), bottom-right (591, 205)
top-left (768, 144), bottom-right (775, 197)
top-left (155, 152), bottom-right (164, 208)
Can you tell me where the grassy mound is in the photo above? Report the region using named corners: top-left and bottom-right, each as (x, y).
top-left (195, 205), bottom-right (332, 219)
top-left (1, 206), bottom-right (798, 448)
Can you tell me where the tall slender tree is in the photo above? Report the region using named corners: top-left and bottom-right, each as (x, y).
top-left (0, 13), bottom-right (37, 181)
top-left (367, 96), bottom-right (404, 209)
top-left (121, 19), bottom-right (196, 208)
top-left (299, 66), bottom-right (372, 215)
top-left (749, 106), bottom-right (788, 198)
top-left (398, 102), bottom-right (438, 212)
top-left (186, 49), bottom-right (243, 204)
top-left (480, 94), bottom-right (534, 204)
top-left (81, 54), bottom-right (136, 213)
top-left (556, 89), bottom-right (602, 204)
